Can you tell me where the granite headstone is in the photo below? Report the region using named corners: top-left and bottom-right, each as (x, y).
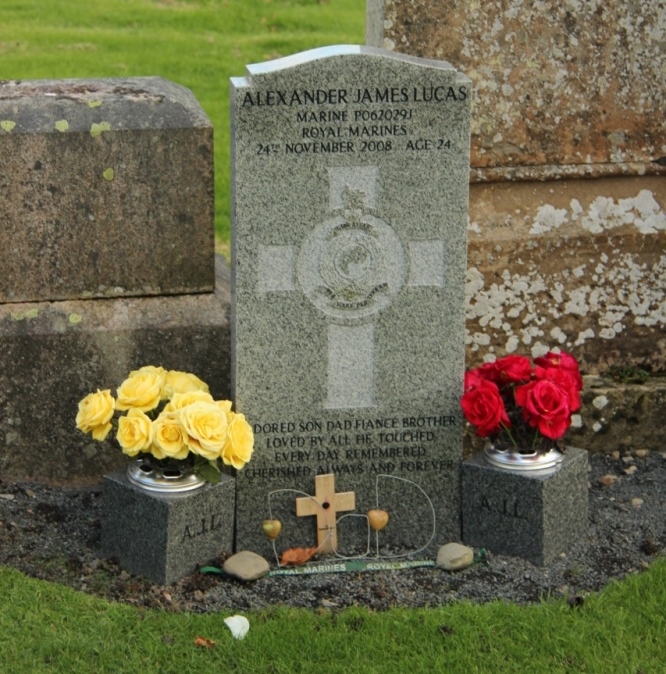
top-left (231, 46), bottom-right (471, 559)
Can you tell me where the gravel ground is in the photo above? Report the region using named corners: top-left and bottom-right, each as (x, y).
top-left (1, 450), bottom-right (663, 612)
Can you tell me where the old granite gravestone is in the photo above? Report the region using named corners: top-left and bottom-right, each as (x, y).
top-left (0, 78), bottom-right (230, 485)
top-left (0, 76), bottom-right (235, 582)
top-left (231, 46), bottom-right (471, 559)
top-left (0, 77), bottom-right (213, 303)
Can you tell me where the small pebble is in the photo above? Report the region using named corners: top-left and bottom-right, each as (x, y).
top-left (0, 494), bottom-right (15, 501)
top-left (599, 475), bottom-right (618, 486)
top-left (437, 543), bottom-right (474, 571)
top-left (321, 599), bottom-right (337, 608)
top-left (193, 590), bottom-right (204, 602)
top-left (622, 456), bottom-right (635, 464)
top-left (611, 450), bottom-right (620, 460)
top-left (223, 550), bottom-right (270, 581)
top-left (623, 465), bottom-right (638, 475)
top-left (635, 449), bottom-right (649, 458)
top-left (630, 498), bottom-right (644, 508)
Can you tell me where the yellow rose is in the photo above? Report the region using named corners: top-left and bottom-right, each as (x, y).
top-left (216, 399), bottom-right (233, 419)
top-left (76, 389), bottom-right (115, 441)
top-left (117, 408), bottom-right (153, 456)
top-left (149, 443), bottom-right (167, 461)
top-left (222, 413), bottom-right (254, 470)
top-left (129, 364), bottom-right (167, 383)
top-left (179, 402), bottom-right (228, 461)
top-left (164, 390), bottom-right (214, 413)
top-left (115, 371), bottom-right (162, 412)
top-left (163, 370), bottom-right (210, 399)
top-left (152, 412), bottom-right (190, 460)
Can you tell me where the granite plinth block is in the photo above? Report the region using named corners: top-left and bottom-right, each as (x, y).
top-left (231, 46), bottom-right (471, 557)
top-left (0, 77), bottom-right (213, 303)
top-left (462, 447), bottom-right (588, 566)
top-left (101, 469), bottom-right (235, 585)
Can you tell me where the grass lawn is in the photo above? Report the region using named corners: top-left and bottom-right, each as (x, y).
top-left (1, 560), bottom-right (665, 673)
top-left (0, 0), bottom-right (366, 243)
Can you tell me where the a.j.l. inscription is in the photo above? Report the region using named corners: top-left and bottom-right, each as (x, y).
top-left (181, 512), bottom-right (225, 542)
top-left (232, 46), bottom-right (471, 556)
top-left (480, 496), bottom-right (527, 520)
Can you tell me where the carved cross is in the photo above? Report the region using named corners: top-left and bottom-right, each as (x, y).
top-left (257, 165), bottom-right (446, 410)
top-left (295, 473), bottom-right (356, 553)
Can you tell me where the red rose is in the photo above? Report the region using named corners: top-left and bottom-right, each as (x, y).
top-left (464, 369), bottom-right (484, 392)
top-left (480, 355), bottom-right (532, 385)
top-left (515, 379), bottom-right (571, 440)
top-left (461, 379), bottom-right (511, 437)
top-left (534, 351), bottom-right (583, 391)
top-left (535, 366), bottom-right (581, 412)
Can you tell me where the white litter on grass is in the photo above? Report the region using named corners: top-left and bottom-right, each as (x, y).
top-left (224, 615), bottom-right (250, 640)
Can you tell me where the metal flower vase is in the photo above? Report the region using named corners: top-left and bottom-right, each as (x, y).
top-left (126, 455), bottom-right (205, 493)
top-left (484, 441), bottom-right (564, 474)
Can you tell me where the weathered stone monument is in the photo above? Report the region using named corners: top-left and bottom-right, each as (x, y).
top-left (367, 0), bottom-right (666, 454)
top-left (0, 77), bottom-right (230, 483)
top-left (231, 46), bottom-right (471, 558)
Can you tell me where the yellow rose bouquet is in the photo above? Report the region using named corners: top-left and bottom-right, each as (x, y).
top-left (76, 366), bottom-right (254, 483)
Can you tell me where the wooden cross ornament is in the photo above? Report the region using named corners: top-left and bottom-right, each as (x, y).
top-left (295, 474), bottom-right (356, 553)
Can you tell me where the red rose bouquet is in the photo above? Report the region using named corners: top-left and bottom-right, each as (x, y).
top-left (461, 351), bottom-right (583, 452)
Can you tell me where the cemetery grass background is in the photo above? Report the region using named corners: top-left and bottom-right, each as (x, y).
top-left (0, 0), bottom-right (365, 250)
top-left (1, 561), bottom-right (665, 674)
top-left (2, 2), bottom-right (665, 671)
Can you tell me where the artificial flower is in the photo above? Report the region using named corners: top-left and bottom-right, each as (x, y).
top-left (461, 352), bottom-right (583, 449)
top-left (76, 389), bottom-right (115, 441)
top-left (76, 366), bottom-right (254, 483)
top-left (152, 411), bottom-right (189, 460)
top-left (162, 370), bottom-right (210, 399)
top-left (515, 379), bottom-right (571, 440)
top-left (222, 413), bottom-right (254, 469)
top-left (180, 401), bottom-right (229, 461)
top-left (117, 408), bottom-right (153, 456)
top-left (164, 390), bottom-right (215, 413)
top-left (460, 378), bottom-right (510, 437)
top-left (115, 371), bottom-right (162, 412)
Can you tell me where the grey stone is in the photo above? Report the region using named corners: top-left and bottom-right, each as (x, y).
top-left (223, 550), bottom-right (270, 581)
top-left (0, 77), bottom-right (213, 303)
top-left (436, 542), bottom-right (474, 571)
top-left (231, 46), bottom-right (471, 557)
top-left (461, 447), bottom-right (589, 566)
top-left (0, 256), bottom-right (230, 484)
top-left (101, 469), bottom-right (235, 585)
top-left (369, 2), bottom-right (666, 381)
